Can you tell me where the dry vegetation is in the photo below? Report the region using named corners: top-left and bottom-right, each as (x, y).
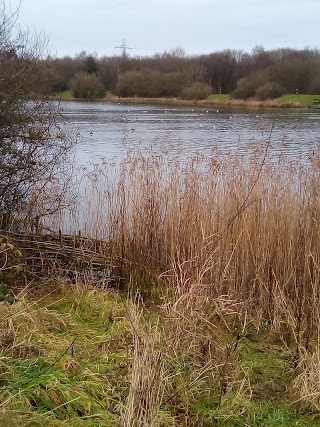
top-left (69, 134), bottom-right (320, 337)
top-left (2, 134), bottom-right (320, 425)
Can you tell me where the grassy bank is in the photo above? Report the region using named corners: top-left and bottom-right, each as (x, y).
top-left (276, 94), bottom-right (320, 107)
top-left (1, 283), bottom-right (320, 426)
top-left (2, 141), bottom-right (320, 425)
top-left (207, 93), bottom-right (320, 108)
top-left (55, 90), bottom-right (320, 108)
top-left (56, 90), bottom-right (74, 100)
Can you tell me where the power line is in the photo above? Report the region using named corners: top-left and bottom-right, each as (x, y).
top-left (115, 39), bottom-right (133, 58)
top-left (115, 39), bottom-right (154, 57)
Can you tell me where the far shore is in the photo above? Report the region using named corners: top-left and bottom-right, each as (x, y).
top-left (55, 91), bottom-right (320, 110)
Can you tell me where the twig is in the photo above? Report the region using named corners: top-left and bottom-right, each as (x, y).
top-left (223, 114), bottom-right (276, 232)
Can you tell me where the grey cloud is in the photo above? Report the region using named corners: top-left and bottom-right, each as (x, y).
top-left (12, 0), bottom-right (320, 57)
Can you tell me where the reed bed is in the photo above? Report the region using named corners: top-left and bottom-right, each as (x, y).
top-left (2, 131), bottom-right (320, 424)
top-left (23, 135), bottom-right (319, 424)
top-left (60, 137), bottom-right (320, 334)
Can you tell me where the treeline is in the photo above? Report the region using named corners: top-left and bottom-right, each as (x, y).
top-left (48, 46), bottom-right (320, 100)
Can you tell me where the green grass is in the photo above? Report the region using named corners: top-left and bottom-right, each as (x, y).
top-left (56, 90), bottom-right (73, 100)
top-left (0, 284), bottom-right (320, 426)
top-left (276, 94), bottom-right (320, 106)
top-left (207, 93), bottom-right (320, 107)
top-left (55, 91), bottom-right (320, 107)
top-left (0, 285), bottom-right (129, 426)
top-left (207, 93), bottom-right (231, 101)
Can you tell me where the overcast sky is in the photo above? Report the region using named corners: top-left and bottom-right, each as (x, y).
top-left (11, 0), bottom-right (320, 57)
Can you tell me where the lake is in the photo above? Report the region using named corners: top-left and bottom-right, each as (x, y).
top-left (56, 101), bottom-right (320, 235)
top-left (60, 101), bottom-right (320, 164)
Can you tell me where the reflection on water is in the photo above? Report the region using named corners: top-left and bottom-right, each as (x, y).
top-left (59, 101), bottom-right (320, 164)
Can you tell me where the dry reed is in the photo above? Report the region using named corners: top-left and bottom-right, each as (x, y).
top-left (121, 296), bottom-right (166, 427)
top-left (61, 135), bottom-right (320, 420)
top-left (58, 138), bottom-right (320, 333)
top-left (3, 134), bottom-right (320, 423)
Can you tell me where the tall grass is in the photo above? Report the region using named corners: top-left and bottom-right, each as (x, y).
top-left (58, 136), bottom-right (320, 339)
top-left (4, 130), bottom-right (320, 424)
top-left (122, 296), bottom-right (165, 427)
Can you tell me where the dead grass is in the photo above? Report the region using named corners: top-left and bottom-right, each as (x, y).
top-left (61, 135), bottom-right (320, 420)
top-left (62, 137), bottom-right (320, 334)
top-left (121, 296), bottom-right (166, 427)
top-left (4, 132), bottom-right (320, 424)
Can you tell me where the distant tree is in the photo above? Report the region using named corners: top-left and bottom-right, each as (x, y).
top-left (99, 56), bottom-right (118, 91)
top-left (255, 82), bottom-right (285, 100)
top-left (180, 82), bottom-right (211, 100)
top-left (46, 46), bottom-right (320, 98)
top-left (161, 72), bottom-right (187, 97)
top-left (309, 75), bottom-right (320, 94)
top-left (267, 60), bottom-right (312, 93)
top-left (234, 52), bottom-right (254, 83)
top-left (232, 77), bottom-right (255, 99)
top-left (114, 71), bottom-right (143, 97)
top-left (204, 51), bottom-right (237, 94)
top-left (180, 58), bottom-right (207, 86)
top-left (252, 45), bottom-right (273, 69)
top-left (50, 55), bottom-right (83, 92)
top-left (69, 71), bottom-right (105, 99)
top-left (83, 55), bottom-right (98, 74)
top-left (115, 70), bottom-right (187, 98)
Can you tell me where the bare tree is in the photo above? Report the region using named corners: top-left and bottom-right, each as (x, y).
top-left (0, 1), bottom-right (75, 231)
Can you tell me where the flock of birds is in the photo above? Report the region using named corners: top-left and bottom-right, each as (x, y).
top-left (87, 107), bottom-right (262, 136)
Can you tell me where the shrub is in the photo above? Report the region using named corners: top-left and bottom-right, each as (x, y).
top-left (115, 70), bottom-right (188, 98)
top-left (114, 71), bottom-right (140, 97)
top-left (231, 77), bottom-right (255, 99)
top-left (115, 70), bottom-right (163, 98)
top-left (255, 82), bottom-right (285, 100)
top-left (162, 72), bottom-right (187, 97)
top-left (309, 76), bottom-right (320, 95)
top-left (180, 82), bottom-right (211, 100)
top-left (69, 71), bottom-right (105, 99)
top-left (0, 1), bottom-right (75, 230)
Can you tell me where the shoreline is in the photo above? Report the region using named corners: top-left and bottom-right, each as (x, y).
top-left (104, 95), bottom-right (302, 109)
top-left (55, 93), bottom-right (320, 110)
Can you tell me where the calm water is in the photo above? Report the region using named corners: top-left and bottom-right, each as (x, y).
top-left (57, 101), bottom-right (320, 234)
top-left (60, 101), bottom-right (320, 164)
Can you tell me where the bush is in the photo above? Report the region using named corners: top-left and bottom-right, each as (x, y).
top-left (232, 77), bottom-right (255, 99)
top-left (114, 70), bottom-right (188, 98)
top-left (114, 71), bottom-right (139, 97)
top-left (69, 72), bottom-right (105, 99)
top-left (309, 76), bottom-right (320, 95)
top-left (162, 72), bottom-right (187, 97)
top-left (0, 1), bottom-right (75, 231)
top-left (255, 82), bottom-right (285, 100)
top-left (180, 82), bottom-right (211, 100)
